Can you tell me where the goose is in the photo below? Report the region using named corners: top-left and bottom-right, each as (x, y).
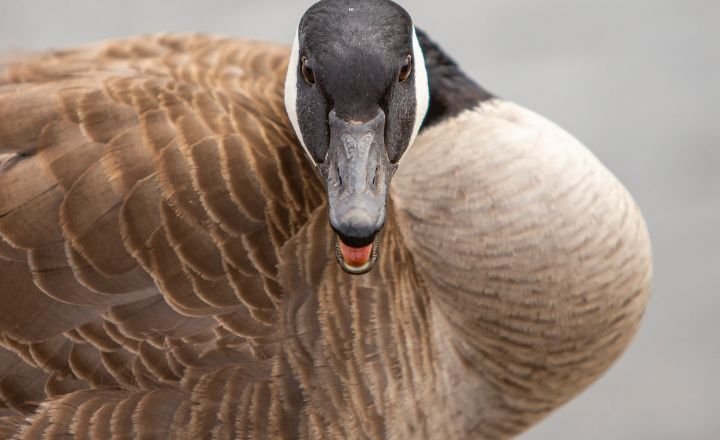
top-left (0, 0), bottom-right (652, 438)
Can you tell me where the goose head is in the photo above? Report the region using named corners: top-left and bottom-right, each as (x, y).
top-left (285, 0), bottom-right (429, 274)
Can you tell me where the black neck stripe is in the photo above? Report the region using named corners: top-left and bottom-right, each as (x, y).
top-left (415, 28), bottom-right (494, 130)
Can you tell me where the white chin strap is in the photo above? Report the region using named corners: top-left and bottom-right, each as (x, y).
top-left (408, 26), bottom-right (430, 150)
top-left (284, 29), bottom-right (315, 164)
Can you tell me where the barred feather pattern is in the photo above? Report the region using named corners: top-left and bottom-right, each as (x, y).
top-left (0, 34), bottom-right (651, 439)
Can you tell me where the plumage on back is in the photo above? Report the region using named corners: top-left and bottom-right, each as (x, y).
top-left (0, 22), bottom-right (650, 440)
top-left (0, 33), bottom-right (329, 438)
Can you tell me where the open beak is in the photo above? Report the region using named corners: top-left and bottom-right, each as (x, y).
top-left (319, 109), bottom-right (396, 275)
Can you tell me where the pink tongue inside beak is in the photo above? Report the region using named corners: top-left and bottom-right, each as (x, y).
top-left (338, 239), bottom-right (373, 268)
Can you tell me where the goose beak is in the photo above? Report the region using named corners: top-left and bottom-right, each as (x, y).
top-left (320, 109), bottom-right (396, 275)
top-left (334, 233), bottom-right (381, 275)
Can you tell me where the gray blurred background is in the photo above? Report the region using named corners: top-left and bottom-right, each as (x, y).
top-left (1, 0), bottom-right (717, 438)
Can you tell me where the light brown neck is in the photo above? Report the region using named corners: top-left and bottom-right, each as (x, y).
top-left (391, 100), bottom-right (652, 437)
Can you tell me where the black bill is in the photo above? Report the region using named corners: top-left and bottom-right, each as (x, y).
top-left (319, 109), bottom-right (397, 274)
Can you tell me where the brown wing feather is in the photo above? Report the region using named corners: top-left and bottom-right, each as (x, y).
top-left (0, 34), bottom-right (326, 437)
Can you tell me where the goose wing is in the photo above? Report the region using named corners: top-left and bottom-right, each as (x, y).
top-left (0, 34), bottom-right (326, 437)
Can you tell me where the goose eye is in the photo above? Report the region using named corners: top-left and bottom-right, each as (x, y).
top-left (301, 56), bottom-right (316, 85)
top-left (398, 55), bottom-right (413, 83)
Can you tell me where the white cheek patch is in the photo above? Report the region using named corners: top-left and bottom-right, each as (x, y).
top-left (284, 30), bottom-right (316, 164)
top-left (408, 26), bottom-right (430, 152)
